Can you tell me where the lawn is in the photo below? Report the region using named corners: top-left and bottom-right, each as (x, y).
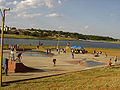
top-left (85, 47), bottom-right (120, 57)
top-left (2, 66), bottom-right (120, 90)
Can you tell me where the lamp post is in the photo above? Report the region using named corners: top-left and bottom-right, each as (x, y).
top-left (0, 8), bottom-right (10, 87)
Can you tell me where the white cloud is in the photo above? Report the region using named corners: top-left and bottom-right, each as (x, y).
top-left (17, 12), bottom-right (41, 18)
top-left (46, 13), bottom-right (63, 17)
top-left (58, 0), bottom-right (62, 5)
top-left (0, 0), bottom-right (6, 9)
top-left (6, 1), bottom-right (18, 5)
top-left (9, 0), bottom-right (63, 12)
top-left (0, 0), bottom-right (5, 3)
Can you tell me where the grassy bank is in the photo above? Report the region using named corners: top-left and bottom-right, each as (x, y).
top-left (85, 47), bottom-right (120, 57)
top-left (2, 66), bottom-right (120, 90)
top-left (3, 34), bottom-right (77, 41)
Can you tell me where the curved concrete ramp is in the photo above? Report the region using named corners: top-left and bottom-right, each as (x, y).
top-left (8, 60), bottom-right (36, 73)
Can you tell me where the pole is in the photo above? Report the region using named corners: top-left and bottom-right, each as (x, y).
top-left (0, 9), bottom-right (5, 87)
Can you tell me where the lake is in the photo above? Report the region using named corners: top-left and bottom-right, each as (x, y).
top-left (3, 38), bottom-right (120, 49)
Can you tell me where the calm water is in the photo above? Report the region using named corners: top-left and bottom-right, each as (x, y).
top-left (2, 38), bottom-right (120, 49)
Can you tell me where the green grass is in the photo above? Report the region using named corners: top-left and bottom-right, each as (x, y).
top-left (2, 66), bottom-right (120, 90)
top-left (3, 34), bottom-right (77, 41)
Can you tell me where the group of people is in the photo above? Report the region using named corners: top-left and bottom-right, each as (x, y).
top-left (2, 48), bottom-right (23, 76)
top-left (108, 56), bottom-right (118, 67)
top-left (10, 48), bottom-right (23, 62)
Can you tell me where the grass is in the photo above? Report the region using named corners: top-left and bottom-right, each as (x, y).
top-left (1, 47), bottom-right (120, 89)
top-left (85, 47), bottom-right (120, 57)
top-left (3, 34), bottom-right (77, 41)
top-left (2, 66), bottom-right (120, 90)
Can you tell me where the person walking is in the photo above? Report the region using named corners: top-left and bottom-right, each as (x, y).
top-left (71, 49), bottom-right (74, 59)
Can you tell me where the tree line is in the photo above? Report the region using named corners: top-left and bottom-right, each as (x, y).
top-left (2, 28), bottom-right (118, 41)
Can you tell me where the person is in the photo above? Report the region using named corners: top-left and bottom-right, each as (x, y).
top-left (5, 58), bottom-right (8, 76)
top-left (58, 48), bottom-right (60, 54)
top-left (10, 48), bottom-right (15, 61)
top-left (47, 49), bottom-right (49, 54)
top-left (71, 49), bottom-right (74, 59)
top-left (108, 58), bottom-right (112, 67)
top-left (17, 52), bottom-right (22, 62)
top-left (94, 50), bottom-right (96, 54)
top-left (53, 59), bottom-right (56, 66)
top-left (114, 56), bottom-right (118, 65)
top-left (37, 45), bottom-right (39, 50)
top-left (105, 52), bottom-right (107, 58)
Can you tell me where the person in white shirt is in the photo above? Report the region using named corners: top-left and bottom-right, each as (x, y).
top-left (10, 48), bottom-right (14, 61)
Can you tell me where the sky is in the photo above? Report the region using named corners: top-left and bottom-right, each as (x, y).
top-left (0, 0), bottom-right (120, 39)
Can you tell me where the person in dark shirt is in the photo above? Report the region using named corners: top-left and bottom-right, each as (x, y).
top-left (5, 58), bottom-right (8, 76)
top-left (17, 52), bottom-right (22, 62)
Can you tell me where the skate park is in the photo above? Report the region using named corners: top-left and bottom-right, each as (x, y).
top-left (2, 45), bottom-right (114, 83)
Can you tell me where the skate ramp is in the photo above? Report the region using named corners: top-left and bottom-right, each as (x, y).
top-left (8, 60), bottom-right (37, 73)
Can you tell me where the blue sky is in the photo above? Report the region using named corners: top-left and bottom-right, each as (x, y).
top-left (0, 0), bottom-right (120, 39)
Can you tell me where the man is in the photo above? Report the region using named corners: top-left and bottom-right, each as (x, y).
top-left (10, 48), bottom-right (14, 61)
top-left (5, 58), bottom-right (8, 76)
top-left (17, 52), bottom-right (22, 62)
top-left (71, 49), bottom-right (74, 59)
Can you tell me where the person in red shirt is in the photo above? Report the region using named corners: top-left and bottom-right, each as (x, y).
top-left (108, 58), bottom-right (112, 67)
top-left (53, 59), bottom-right (56, 66)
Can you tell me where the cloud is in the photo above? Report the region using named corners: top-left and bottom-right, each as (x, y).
top-left (46, 13), bottom-right (63, 17)
top-left (8, 0), bottom-right (63, 12)
top-left (17, 12), bottom-right (41, 18)
top-left (0, 0), bottom-right (6, 9)
top-left (6, 1), bottom-right (18, 5)
top-left (0, 0), bottom-right (5, 3)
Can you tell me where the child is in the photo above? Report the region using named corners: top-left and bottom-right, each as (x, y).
top-left (108, 59), bottom-right (112, 67)
top-left (53, 59), bottom-right (56, 66)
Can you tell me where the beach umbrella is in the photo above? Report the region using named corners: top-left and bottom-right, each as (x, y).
top-left (71, 46), bottom-right (77, 50)
top-left (76, 46), bottom-right (84, 49)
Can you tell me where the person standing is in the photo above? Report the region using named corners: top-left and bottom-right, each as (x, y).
top-left (10, 48), bottom-right (15, 61)
top-left (114, 56), bottom-right (118, 65)
top-left (5, 58), bottom-right (8, 76)
top-left (71, 49), bottom-right (74, 59)
top-left (108, 58), bottom-right (112, 67)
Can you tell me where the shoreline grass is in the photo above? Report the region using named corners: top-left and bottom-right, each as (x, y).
top-left (3, 34), bottom-right (77, 41)
top-left (2, 66), bottom-right (120, 89)
top-left (2, 34), bottom-right (120, 43)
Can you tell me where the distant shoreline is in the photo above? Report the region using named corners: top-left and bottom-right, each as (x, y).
top-left (2, 34), bottom-right (120, 43)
